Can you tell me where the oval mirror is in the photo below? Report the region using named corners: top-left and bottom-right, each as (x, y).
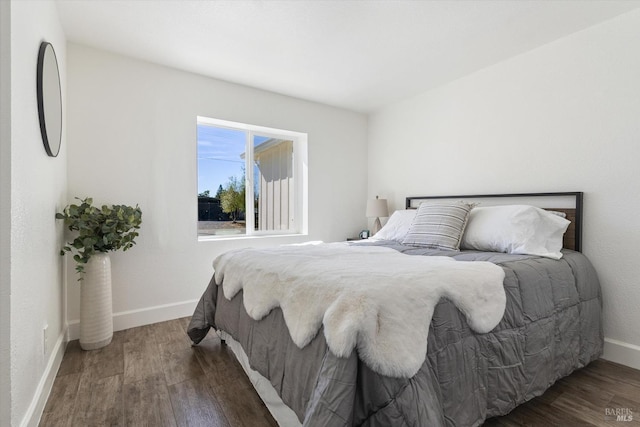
top-left (37, 42), bottom-right (62, 157)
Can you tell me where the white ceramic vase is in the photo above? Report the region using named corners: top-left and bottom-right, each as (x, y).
top-left (79, 253), bottom-right (113, 350)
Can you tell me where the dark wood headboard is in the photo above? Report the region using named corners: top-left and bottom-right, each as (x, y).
top-left (405, 192), bottom-right (583, 252)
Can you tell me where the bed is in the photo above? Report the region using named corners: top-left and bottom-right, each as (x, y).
top-left (187, 192), bottom-right (603, 426)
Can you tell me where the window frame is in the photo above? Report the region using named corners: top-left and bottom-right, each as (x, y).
top-left (197, 116), bottom-right (308, 240)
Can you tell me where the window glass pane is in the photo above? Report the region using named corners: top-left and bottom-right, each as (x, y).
top-left (197, 124), bottom-right (247, 236)
top-left (253, 134), bottom-right (294, 231)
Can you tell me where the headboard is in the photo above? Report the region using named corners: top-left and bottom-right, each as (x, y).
top-left (405, 192), bottom-right (583, 252)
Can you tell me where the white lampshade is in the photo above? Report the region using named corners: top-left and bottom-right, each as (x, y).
top-left (366, 197), bottom-right (389, 218)
top-left (366, 196), bottom-right (388, 235)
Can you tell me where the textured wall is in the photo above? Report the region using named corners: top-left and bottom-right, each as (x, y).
top-left (368, 10), bottom-right (640, 363)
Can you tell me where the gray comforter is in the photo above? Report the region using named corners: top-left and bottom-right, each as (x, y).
top-left (187, 242), bottom-right (603, 426)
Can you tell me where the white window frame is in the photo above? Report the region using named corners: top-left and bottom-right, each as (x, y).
top-left (197, 116), bottom-right (308, 240)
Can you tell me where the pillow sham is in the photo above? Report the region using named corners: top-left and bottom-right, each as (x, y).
top-left (460, 205), bottom-right (570, 259)
top-left (401, 202), bottom-right (473, 250)
top-left (370, 209), bottom-right (416, 242)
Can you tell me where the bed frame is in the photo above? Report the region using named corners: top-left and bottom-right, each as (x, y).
top-left (405, 191), bottom-right (583, 252)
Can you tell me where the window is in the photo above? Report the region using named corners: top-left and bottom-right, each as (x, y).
top-left (197, 116), bottom-right (308, 238)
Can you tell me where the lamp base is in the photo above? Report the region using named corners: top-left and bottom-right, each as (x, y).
top-left (372, 217), bottom-right (382, 235)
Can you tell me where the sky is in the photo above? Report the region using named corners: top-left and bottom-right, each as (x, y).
top-left (197, 124), bottom-right (269, 196)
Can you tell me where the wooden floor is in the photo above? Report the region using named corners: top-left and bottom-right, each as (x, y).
top-left (483, 358), bottom-right (640, 426)
top-left (40, 317), bottom-right (277, 427)
top-left (41, 318), bottom-right (640, 427)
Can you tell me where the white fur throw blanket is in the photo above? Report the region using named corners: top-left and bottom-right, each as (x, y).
top-left (214, 243), bottom-right (506, 378)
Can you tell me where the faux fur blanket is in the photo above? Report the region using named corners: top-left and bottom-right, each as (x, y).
top-left (214, 242), bottom-right (506, 378)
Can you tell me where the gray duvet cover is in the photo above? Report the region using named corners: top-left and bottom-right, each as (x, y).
top-left (187, 242), bottom-right (603, 426)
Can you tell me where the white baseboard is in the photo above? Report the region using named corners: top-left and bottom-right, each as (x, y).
top-left (602, 337), bottom-right (640, 371)
top-left (20, 329), bottom-right (66, 427)
top-left (67, 299), bottom-right (199, 341)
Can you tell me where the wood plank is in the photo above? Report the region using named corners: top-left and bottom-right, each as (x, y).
top-left (72, 374), bottom-right (124, 426)
top-left (528, 380), bottom-right (563, 406)
top-left (123, 339), bottom-right (164, 385)
top-left (123, 372), bottom-right (177, 427)
top-left (159, 342), bottom-right (205, 386)
top-left (486, 395), bottom-right (597, 427)
top-left (206, 373), bottom-right (277, 427)
top-left (603, 394), bottom-right (640, 426)
top-left (39, 373), bottom-right (82, 427)
top-left (192, 334), bottom-right (245, 386)
top-left (554, 371), bottom-right (616, 408)
top-left (196, 335), bottom-right (277, 426)
top-left (124, 323), bottom-right (157, 344)
top-left (153, 319), bottom-right (205, 385)
top-left (55, 340), bottom-right (86, 377)
top-left (179, 316), bottom-right (191, 333)
top-left (551, 392), bottom-right (616, 426)
top-left (168, 377), bottom-right (230, 427)
top-left (577, 368), bottom-right (640, 404)
top-left (83, 330), bottom-right (125, 380)
top-left (590, 359), bottom-right (640, 385)
top-left (153, 318), bottom-right (192, 347)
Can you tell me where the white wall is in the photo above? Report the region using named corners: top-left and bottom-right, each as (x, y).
top-left (368, 10), bottom-right (640, 367)
top-left (66, 44), bottom-right (368, 329)
top-left (0, 2), bottom-right (12, 425)
top-left (8, 1), bottom-right (68, 426)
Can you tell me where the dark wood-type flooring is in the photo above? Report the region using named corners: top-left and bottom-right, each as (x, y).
top-left (40, 317), bottom-right (277, 427)
top-left (40, 318), bottom-right (640, 426)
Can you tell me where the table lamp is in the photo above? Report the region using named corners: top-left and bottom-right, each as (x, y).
top-left (366, 196), bottom-right (389, 235)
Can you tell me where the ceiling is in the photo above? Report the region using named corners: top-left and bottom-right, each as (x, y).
top-left (56, 0), bottom-right (640, 113)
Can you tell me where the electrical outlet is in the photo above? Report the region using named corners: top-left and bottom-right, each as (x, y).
top-left (43, 324), bottom-right (48, 355)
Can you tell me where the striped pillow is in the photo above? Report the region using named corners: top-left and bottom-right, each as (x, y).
top-left (401, 202), bottom-right (473, 250)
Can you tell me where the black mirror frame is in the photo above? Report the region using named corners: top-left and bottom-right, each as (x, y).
top-left (37, 41), bottom-right (62, 157)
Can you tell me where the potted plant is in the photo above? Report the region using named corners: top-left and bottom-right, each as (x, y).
top-left (57, 197), bottom-right (142, 350)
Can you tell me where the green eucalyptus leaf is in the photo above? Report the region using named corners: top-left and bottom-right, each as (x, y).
top-left (55, 197), bottom-right (142, 278)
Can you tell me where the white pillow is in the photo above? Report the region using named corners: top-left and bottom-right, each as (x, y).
top-left (460, 205), bottom-right (570, 259)
top-left (370, 209), bottom-right (416, 242)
